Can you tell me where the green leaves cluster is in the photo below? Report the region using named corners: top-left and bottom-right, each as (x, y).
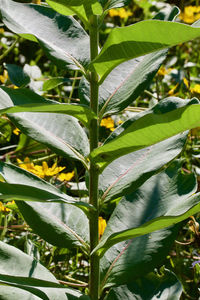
top-left (1, 0), bottom-right (200, 299)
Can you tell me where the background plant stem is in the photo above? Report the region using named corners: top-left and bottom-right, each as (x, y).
top-left (89, 14), bottom-right (100, 300)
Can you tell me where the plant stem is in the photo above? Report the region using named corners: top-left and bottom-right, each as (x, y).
top-left (68, 70), bottom-right (79, 103)
top-left (0, 214), bottom-right (8, 240)
top-left (89, 15), bottom-right (100, 300)
top-left (0, 36), bottom-right (20, 62)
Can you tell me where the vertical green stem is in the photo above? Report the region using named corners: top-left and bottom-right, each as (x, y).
top-left (0, 214), bottom-right (8, 240)
top-left (89, 15), bottom-right (100, 300)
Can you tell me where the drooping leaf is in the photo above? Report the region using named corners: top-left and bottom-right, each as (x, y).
top-left (94, 161), bottom-right (198, 259)
top-left (5, 64), bottom-right (30, 88)
top-left (0, 87), bottom-right (96, 127)
top-left (0, 0), bottom-right (90, 71)
top-left (8, 112), bottom-right (89, 164)
top-left (0, 242), bottom-right (90, 300)
top-left (99, 132), bottom-right (188, 202)
top-left (105, 269), bottom-right (182, 300)
top-left (46, 0), bottom-right (103, 27)
top-left (17, 201), bottom-right (89, 251)
top-left (0, 162), bottom-right (90, 249)
top-left (90, 97), bottom-right (200, 172)
top-left (90, 19), bottom-right (200, 83)
top-left (0, 181), bottom-right (91, 212)
top-left (0, 161), bottom-right (92, 214)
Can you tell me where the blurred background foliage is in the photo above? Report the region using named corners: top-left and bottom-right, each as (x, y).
top-left (1, 0), bottom-right (200, 299)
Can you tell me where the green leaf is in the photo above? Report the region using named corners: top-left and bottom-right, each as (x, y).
top-left (5, 64), bottom-right (30, 88)
top-left (100, 226), bottom-right (180, 289)
top-left (105, 269), bottom-right (182, 300)
top-left (6, 160), bottom-right (89, 250)
top-left (79, 7), bottom-right (179, 116)
top-left (17, 201), bottom-right (89, 250)
top-left (80, 49), bottom-right (168, 116)
top-left (0, 181), bottom-right (90, 211)
top-left (46, 0), bottom-right (103, 27)
top-left (0, 162), bottom-right (92, 214)
top-left (99, 132), bottom-right (188, 202)
top-left (8, 112), bottom-right (89, 163)
top-left (90, 97), bottom-right (200, 172)
top-left (43, 77), bottom-right (70, 91)
top-left (99, 0), bottom-right (131, 10)
top-left (0, 87), bottom-right (96, 127)
top-left (0, 242), bottom-right (90, 300)
top-left (0, 118), bottom-right (12, 144)
top-left (90, 19), bottom-right (200, 83)
top-left (48, 0), bottom-right (98, 5)
top-left (0, 0), bottom-right (90, 71)
top-left (94, 161), bottom-right (198, 258)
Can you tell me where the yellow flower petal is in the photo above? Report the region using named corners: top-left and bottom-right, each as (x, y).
top-left (0, 201), bottom-right (11, 212)
top-left (0, 70), bottom-right (8, 84)
top-left (190, 84), bottom-right (200, 94)
top-left (98, 217), bottom-right (107, 238)
top-left (158, 66), bottom-right (173, 76)
top-left (168, 83), bottom-right (179, 96)
top-left (183, 77), bottom-right (189, 88)
top-left (13, 128), bottom-right (20, 135)
top-left (58, 171), bottom-right (75, 182)
top-left (180, 6), bottom-right (200, 23)
top-left (100, 117), bottom-right (115, 131)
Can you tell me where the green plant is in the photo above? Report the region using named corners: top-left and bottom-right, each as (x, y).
top-left (2, 0), bottom-right (200, 299)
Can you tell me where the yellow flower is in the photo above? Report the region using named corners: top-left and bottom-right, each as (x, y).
top-left (0, 201), bottom-right (11, 213)
top-left (0, 28), bottom-right (4, 34)
top-left (100, 117), bottom-right (115, 131)
top-left (183, 77), bottom-right (189, 88)
top-left (0, 201), bottom-right (15, 213)
top-left (118, 8), bottom-right (132, 19)
top-left (190, 84), bottom-right (200, 94)
top-left (117, 120), bottom-right (123, 125)
top-left (0, 70), bottom-right (8, 84)
top-left (180, 6), bottom-right (200, 24)
top-left (58, 171), bottom-right (75, 182)
top-left (168, 83), bottom-right (179, 96)
top-left (13, 128), bottom-right (20, 135)
top-left (17, 157), bottom-right (65, 178)
top-left (98, 217), bottom-right (107, 238)
top-left (157, 66), bottom-right (173, 76)
top-left (109, 8), bottom-right (132, 19)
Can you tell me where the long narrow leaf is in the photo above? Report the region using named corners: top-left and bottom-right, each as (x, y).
top-left (8, 112), bottom-right (89, 163)
top-left (0, 242), bottom-right (90, 300)
top-left (0, 162), bottom-right (92, 215)
top-left (90, 19), bottom-right (200, 83)
top-left (99, 132), bottom-right (188, 202)
top-left (0, 87), bottom-right (96, 127)
top-left (105, 270), bottom-right (182, 300)
top-left (90, 97), bottom-right (200, 172)
top-left (46, 0), bottom-right (103, 27)
top-left (0, 162), bottom-right (89, 249)
top-left (0, 0), bottom-right (90, 71)
top-left (80, 7), bottom-right (179, 116)
top-left (93, 162), bottom-right (199, 258)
